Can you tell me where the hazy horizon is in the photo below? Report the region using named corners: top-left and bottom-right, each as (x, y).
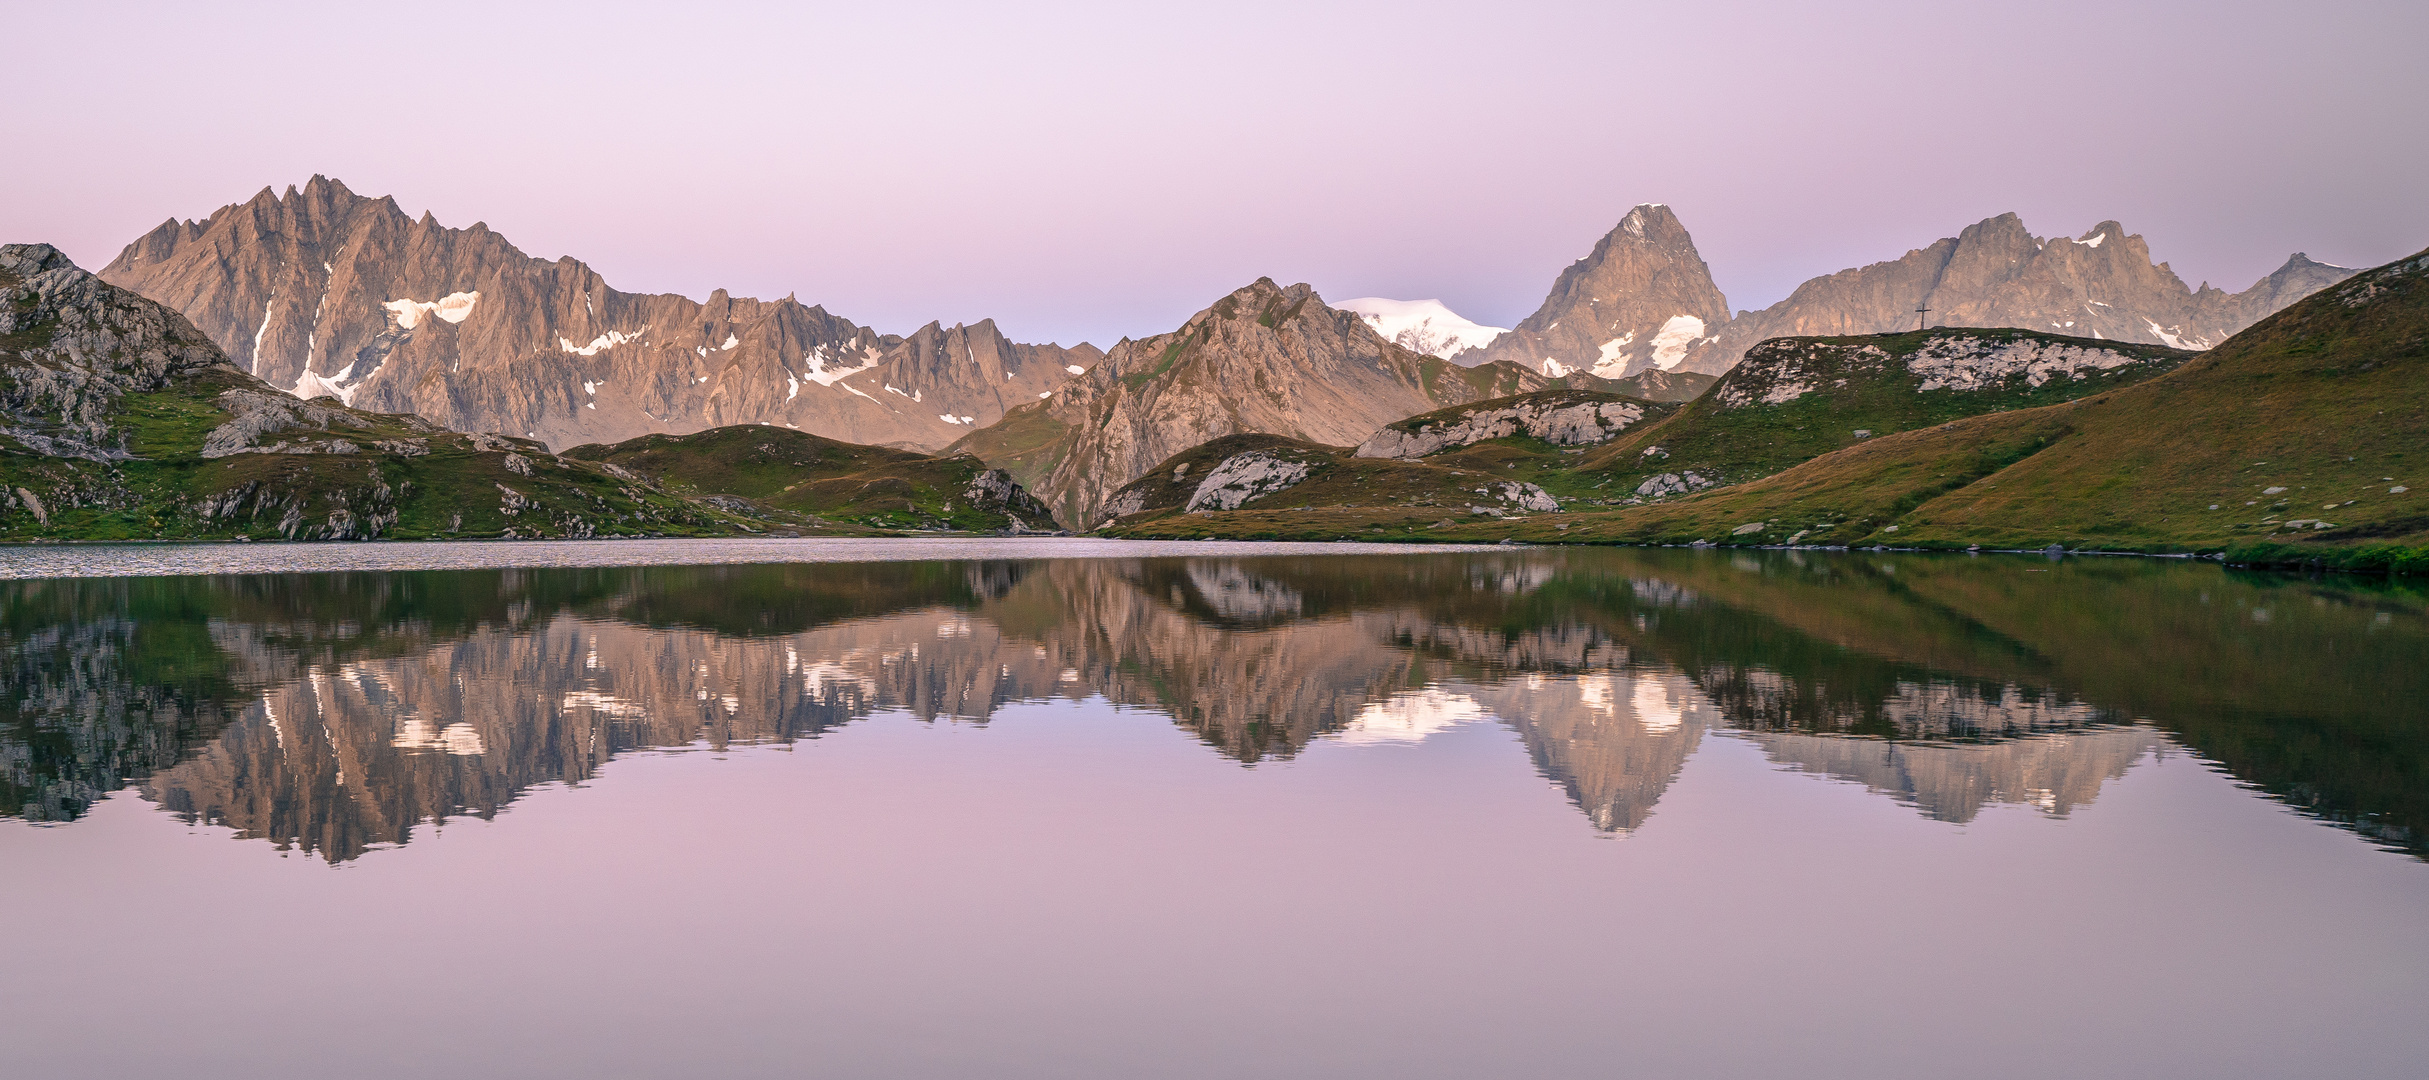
top-left (7, 0), bottom-right (2423, 347)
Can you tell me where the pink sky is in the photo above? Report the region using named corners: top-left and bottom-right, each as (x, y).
top-left (7, 0), bottom-right (2424, 347)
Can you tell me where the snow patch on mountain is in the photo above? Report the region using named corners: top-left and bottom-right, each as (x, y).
top-left (1648, 315), bottom-right (1707, 371)
top-left (383, 292), bottom-right (479, 329)
top-left (1337, 297), bottom-right (1507, 359)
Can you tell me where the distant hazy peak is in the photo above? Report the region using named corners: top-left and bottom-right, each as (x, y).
top-left (1335, 297), bottom-right (1507, 359)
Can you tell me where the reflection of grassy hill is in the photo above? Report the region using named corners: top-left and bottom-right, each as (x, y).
top-left (564, 426), bottom-right (1052, 532)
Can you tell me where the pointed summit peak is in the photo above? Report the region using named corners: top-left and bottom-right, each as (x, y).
top-left (1619, 203), bottom-right (1677, 239)
top-left (1473, 202), bottom-right (1729, 378)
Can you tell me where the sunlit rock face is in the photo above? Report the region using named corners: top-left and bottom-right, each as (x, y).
top-left (100, 176), bottom-right (1097, 451)
top-left (1466, 204), bottom-right (1732, 380)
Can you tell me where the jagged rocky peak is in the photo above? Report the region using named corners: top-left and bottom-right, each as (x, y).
top-left (99, 176), bottom-right (1096, 452)
top-left (1468, 203), bottom-right (1733, 380)
top-left (1692, 213), bottom-right (2362, 375)
top-left (1335, 297), bottom-right (1507, 359)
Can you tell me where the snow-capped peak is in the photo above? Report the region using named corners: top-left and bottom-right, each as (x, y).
top-left (1336, 297), bottom-right (1507, 359)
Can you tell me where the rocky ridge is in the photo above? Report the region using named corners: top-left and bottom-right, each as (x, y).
top-left (951, 278), bottom-right (1548, 526)
top-left (100, 176), bottom-right (1098, 452)
top-left (0, 243), bottom-right (872, 541)
top-left (1467, 207), bottom-right (2358, 378)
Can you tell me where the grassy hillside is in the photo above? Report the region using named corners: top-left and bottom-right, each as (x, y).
top-left (1098, 433), bottom-right (1573, 536)
top-left (0, 383), bottom-right (757, 542)
top-left (1557, 368), bottom-right (1717, 402)
top-left (1570, 328), bottom-right (2192, 501)
top-left (564, 426), bottom-right (1054, 532)
top-left (1100, 246), bottom-right (2429, 572)
top-left (1525, 246), bottom-right (2429, 565)
top-left (943, 400), bottom-right (1074, 497)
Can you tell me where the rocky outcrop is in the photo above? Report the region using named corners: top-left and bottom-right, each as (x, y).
top-left (1711, 331), bottom-right (2188, 409)
top-left (1465, 204), bottom-right (1733, 379)
top-left (1180, 449), bottom-right (1318, 511)
top-left (961, 467), bottom-right (1054, 528)
top-left (0, 243), bottom-right (237, 459)
top-left (1355, 389), bottom-right (1665, 459)
top-left (954, 278), bottom-right (1547, 527)
top-left (100, 176), bottom-right (1098, 451)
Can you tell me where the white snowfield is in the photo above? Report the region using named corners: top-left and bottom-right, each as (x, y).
top-left (1337, 297), bottom-right (1507, 359)
top-left (382, 292), bottom-right (480, 330)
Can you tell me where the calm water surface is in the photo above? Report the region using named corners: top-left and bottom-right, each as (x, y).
top-left (3, 542), bottom-right (2424, 1079)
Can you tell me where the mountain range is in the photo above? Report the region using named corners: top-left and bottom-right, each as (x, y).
top-left (100, 176), bottom-right (1098, 452)
top-left (0, 244), bottom-right (1047, 540)
top-left (1463, 204), bottom-right (2358, 378)
top-left (1106, 242), bottom-right (2429, 571)
top-left (14, 175), bottom-right (2405, 554)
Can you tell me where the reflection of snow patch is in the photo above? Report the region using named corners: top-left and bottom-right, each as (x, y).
top-left (1340, 688), bottom-right (1488, 745)
top-left (1631, 679), bottom-right (1683, 733)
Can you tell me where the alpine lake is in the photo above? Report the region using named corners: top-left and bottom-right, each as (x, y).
top-left (3, 538), bottom-right (2423, 1080)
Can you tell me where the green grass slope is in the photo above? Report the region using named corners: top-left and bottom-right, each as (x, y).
top-left (1571, 328), bottom-right (2193, 502)
top-left (1456, 244), bottom-right (2429, 567)
top-left (1097, 433), bottom-right (1572, 539)
top-left (563, 426), bottom-right (1054, 532)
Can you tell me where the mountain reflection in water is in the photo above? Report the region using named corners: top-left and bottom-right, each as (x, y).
top-left (3, 550), bottom-right (2421, 862)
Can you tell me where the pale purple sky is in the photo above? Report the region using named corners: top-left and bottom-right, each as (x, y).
top-left (8, 0), bottom-right (2424, 346)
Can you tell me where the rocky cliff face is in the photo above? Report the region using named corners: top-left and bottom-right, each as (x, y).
top-left (1473, 208), bottom-right (2358, 379)
top-left (1691, 215), bottom-right (2358, 374)
top-left (954, 278), bottom-right (1547, 526)
top-left (100, 176), bottom-right (1097, 451)
top-left (1466, 204), bottom-right (1733, 379)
